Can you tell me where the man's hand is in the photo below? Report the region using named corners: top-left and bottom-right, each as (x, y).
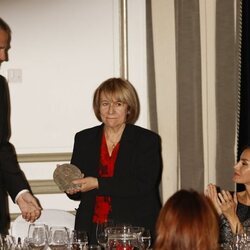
top-left (16, 192), bottom-right (41, 222)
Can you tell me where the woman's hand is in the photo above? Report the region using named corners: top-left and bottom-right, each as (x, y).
top-left (65, 177), bottom-right (99, 195)
top-left (206, 184), bottom-right (241, 233)
top-left (218, 190), bottom-right (241, 233)
top-left (205, 183), bottom-right (222, 215)
top-left (218, 190), bottom-right (237, 217)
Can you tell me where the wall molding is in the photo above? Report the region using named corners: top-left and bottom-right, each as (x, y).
top-left (29, 179), bottom-right (62, 194)
top-left (10, 210), bottom-right (76, 222)
top-left (17, 152), bottom-right (72, 163)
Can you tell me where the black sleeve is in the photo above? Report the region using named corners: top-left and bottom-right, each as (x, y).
top-left (0, 142), bottom-right (30, 202)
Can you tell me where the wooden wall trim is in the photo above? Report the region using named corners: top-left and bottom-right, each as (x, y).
top-left (10, 210), bottom-right (76, 221)
top-left (29, 179), bottom-right (62, 194)
top-left (17, 152), bottom-right (72, 163)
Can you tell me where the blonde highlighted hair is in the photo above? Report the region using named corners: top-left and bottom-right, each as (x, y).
top-left (93, 77), bottom-right (140, 124)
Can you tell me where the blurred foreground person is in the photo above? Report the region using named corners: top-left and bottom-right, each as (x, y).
top-left (154, 189), bottom-right (219, 250)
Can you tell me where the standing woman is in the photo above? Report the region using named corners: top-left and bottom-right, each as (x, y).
top-left (66, 77), bottom-right (162, 244)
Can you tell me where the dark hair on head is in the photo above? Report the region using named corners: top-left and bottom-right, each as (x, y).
top-left (240, 145), bottom-right (250, 153)
top-left (0, 17), bottom-right (11, 34)
top-left (154, 189), bottom-right (219, 250)
top-left (93, 77), bottom-right (140, 124)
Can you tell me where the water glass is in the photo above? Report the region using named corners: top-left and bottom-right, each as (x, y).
top-left (139, 229), bottom-right (151, 249)
top-left (48, 226), bottom-right (69, 250)
top-left (244, 226), bottom-right (250, 248)
top-left (70, 230), bottom-right (88, 250)
top-left (106, 226), bottom-right (142, 250)
top-left (0, 234), bottom-right (15, 250)
top-left (96, 220), bottom-right (114, 248)
top-left (220, 242), bottom-right (233, 250)
top-left (87, 245), bottom-right (101, 250)
top-left (27, 223), bottom-right (48, 250)
top-left (232, 233), bottom-right (247, 250)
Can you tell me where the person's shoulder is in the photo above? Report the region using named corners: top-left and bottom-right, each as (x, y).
top-left (0, 75), bottom-right (6, 88)
top-left (127, 124), bottom-right (160, 139)
top-left (0, 75), bottom-right (5, 81)
top-left (75, 124), bottom-right (102, 138)
top-left (0, 141), bottom-right (15, 153)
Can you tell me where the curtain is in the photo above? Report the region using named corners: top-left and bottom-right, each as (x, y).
top-left (238, 0), bottom-right (250, 157)
top-left (174, 0), bottom-right (204, 191)
top-left (215, 0), bottom-right (237, 190)
top-left (149, 0), bottom-right (238, 200)
top-left (237, 0), bottom-right (250, 191)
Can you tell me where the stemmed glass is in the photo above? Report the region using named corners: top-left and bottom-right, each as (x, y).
top-left (48, 226), bottom-right (69, 250)
top-left (139, 229), bottom-right (151, 249)
top-left (27, 223), bottom-right (48, 250)
top-left (0, 234), bottom-right (15, 250)
top-left (70, 230), bottom-right (88, 250)
top-left (232, 232), bottom-right (246, 250)
top-left (96, 220), bottom-right (114, 249)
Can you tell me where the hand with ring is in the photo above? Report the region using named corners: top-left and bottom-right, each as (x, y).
top-left (218, 190), bottom-right (241, 234)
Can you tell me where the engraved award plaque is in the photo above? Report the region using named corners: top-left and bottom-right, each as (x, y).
top-left (53, 163), bottom-right (82, 191)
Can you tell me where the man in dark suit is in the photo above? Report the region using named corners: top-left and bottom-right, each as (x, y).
top-left (0, 17), bottom-right (41, 234)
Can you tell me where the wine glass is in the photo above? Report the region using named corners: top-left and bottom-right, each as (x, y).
top-left (232, 232), bottom-right (246, 250)
top-left (139, 229), bottom-right (151, 249)
top-left (48, 226), bottom-right (69, 250)
top-left (70, 230), bottom-right (88, 250)
top-left (0, 234), bottom-right (15, 250)
top-left (96, 220), bottom-right (114, 248)
top-left (220, 242), bottom-right (233, 250)
top-left (88, 245), bottom-right (101, 250)
top-left (27, 223), bottom-right (48, 250)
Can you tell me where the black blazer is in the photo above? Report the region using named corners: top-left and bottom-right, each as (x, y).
top-left (0, 75), bottom-right (30, 233)
top-left (68, 123), bottom-right (162, 242)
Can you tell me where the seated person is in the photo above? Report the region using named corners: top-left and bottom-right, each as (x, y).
top-left (206, 146), bottom-right (250, 244)
top-left (154, 189), bottom-right (219, 250)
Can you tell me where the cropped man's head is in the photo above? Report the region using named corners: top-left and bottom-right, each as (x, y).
top-left (0, 18), bottom-right (11, 65)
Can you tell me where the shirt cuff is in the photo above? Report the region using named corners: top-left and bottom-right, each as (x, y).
top-left (15, 189), bottom-right (30, 203)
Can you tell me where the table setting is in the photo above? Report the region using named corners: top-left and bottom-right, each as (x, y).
top-left (1, 224), bottom-right (88, 250)
top-left (0, 165), bottom-right (152, 250)
top-left (0, 222), bottom-right (151, 250)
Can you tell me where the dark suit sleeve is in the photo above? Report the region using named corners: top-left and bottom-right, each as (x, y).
top-left (98, 130), bottom-right (162, 198)
top-left (0, 142), bottom-right (30, 202)
top-left (0, 77), bottom-right (30, 202)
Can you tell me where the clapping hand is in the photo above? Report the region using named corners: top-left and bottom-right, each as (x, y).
top-left (205, 183), bottom-right (222, 215)
top-left (217, 190), bottom-right (237, 218)
top-left (206, 183), bottom-right (241, 234)
top-left (16, 192), bottom-right (41, 222)
top-left (217, 190), bottom-right (241, 233)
